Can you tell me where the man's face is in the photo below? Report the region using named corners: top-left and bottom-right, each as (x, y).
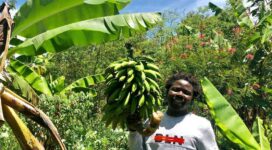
top-left (167, 79), bottom-right (193, 114)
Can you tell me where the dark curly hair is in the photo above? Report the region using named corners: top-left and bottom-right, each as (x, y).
top-left (165, 72), bottom-right (202, 101)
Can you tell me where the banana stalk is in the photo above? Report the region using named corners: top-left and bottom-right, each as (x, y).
top-left (0, 84), bottom-right (66, 150)
top-left (2, 104), bottom-right (44, 150)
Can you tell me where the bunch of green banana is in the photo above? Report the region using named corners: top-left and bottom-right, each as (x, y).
top-left (102, 56), bottom-right (162, 130)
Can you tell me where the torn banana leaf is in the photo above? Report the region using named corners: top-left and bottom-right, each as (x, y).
top-left (1, 85), bottom-right (66, 150)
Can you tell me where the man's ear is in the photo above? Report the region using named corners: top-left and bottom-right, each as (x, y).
top-left (163, 90), bottom-right (169, 106)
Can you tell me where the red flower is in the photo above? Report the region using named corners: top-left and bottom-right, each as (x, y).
top-left (170, 56), bottom-right (176, 61)
top-left (232, 26), bottom-right (241, 36)
top-left (185, 44), bottom-right (193, 50)
top-left (226, 89), bottom-right (233, 96)
top-left (246, 53), bottom-right (254, 60)
top-left (200, 42), bottom-right (206, 46)
top-left (172, 36), bottom-right (179, 44)
top-left (252, 83), bottom-right (261, 90)
top-left (199, 33), bottom-right (205, 39)
top-left (179, 53), bottom-right (188, 59)
top-left (227, 48), bottom-right (236, 54)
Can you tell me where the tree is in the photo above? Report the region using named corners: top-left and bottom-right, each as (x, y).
top-left (0, 0), bottom-right (162, 149)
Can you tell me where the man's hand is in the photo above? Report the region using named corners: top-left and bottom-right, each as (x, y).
top-left (126, 113), bottom-right (143, 132)
top-left (127, 111), bottom-right (164, 136)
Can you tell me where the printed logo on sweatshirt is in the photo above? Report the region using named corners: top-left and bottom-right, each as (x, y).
top-left (154, 134), bottom-right (185, 145)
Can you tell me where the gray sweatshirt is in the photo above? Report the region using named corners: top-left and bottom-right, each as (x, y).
top-left (128, 113), bottom-right (219, 150)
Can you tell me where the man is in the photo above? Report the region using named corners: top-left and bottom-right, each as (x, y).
top-left (128, 72), bottom-right (219, 150)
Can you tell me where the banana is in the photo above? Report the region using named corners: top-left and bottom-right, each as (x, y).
top-left (122, 82), bottom-right (132, 90)
top-left (138, 95), bottom-right (145, 107)
top-left (113, 63), bottom-right (123, 71)
top-left (146, 77), bottom-right (160, 89)
top-left (118, 89), bottom-right (129, 101)
top-left (119, 76), bottom-right (126, 82)
top-left (108, 88), bottom-right (121, 102)
top-left (123, 61), bottom-right (137, 67)
top-left (104, 58), bottom-right (162, 130)
top-left (115, 69), bottom-right (127, 79)
top-left (106, 74), bottom-right (114, 81)
top-left (149, 94), bottom-right (156, 105)
top-left (146, 63), bottom-right (160, 72)
top-left (105, 80), bottom-right (120, 95)
top-left (127, 68), bottom-right (134, 76)
top-left (123, 92), bottom-right (131, 107)
top-left (143, 80), bottom-right (150, 92)
top-left (135, 62), bottom-right (144, 71)
top-left (130, 96), bottom-right (138, 114)
top-left (131, 83), bottom-right (137, 93)
top-left (144, 69), bottom-right (158, 80)
top-left (126, 74), bottom-right (134, 83)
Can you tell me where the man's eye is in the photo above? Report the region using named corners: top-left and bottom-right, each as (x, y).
top-left (171, 88), bottom-right (180, 92)
top-left (183, 91), bottom-right (192, 95)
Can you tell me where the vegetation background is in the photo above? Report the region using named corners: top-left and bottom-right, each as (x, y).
top-left (0, 0), bottom-right (271, 149)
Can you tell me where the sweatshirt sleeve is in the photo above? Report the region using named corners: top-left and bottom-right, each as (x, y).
top-left (128, 131), bottom-right (144, 150)
top-left (196, 120), bottom-right (219, 150)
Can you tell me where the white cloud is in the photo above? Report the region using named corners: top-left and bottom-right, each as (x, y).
top-left (9, 8), bottom-right (18, 18)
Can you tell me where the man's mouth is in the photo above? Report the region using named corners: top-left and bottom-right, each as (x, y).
top-left (173, 96), bottom-right (185, 103)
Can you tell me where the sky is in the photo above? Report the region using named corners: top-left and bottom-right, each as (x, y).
top-left (12, 0), bottom-right (226, 14)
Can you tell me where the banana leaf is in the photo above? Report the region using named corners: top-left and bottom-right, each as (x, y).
top-left (252, 117), bottom-right (270, 150)
top-left (261, 26), bottom-right (272, 43)
top-left (13, 0), bottom-right (130, 37)
top-left (59, 74), bottom-right (105, 95)
top-left (49, 76), bottom-right (65, 94)
top-left (10, 73), bottom-right (40, 104)
top-left (229, 0), bottom-right (254, 29)
top-left (7, 59), bottom-right (52, 95)
top-left (9, 13), bottom-right (161, 56)
top-left (208, 2), bottom-right (223, 16)
top-left (1, 87), bottom-right (66, 149)
top-left (201, 77), bottom-right (260, 150)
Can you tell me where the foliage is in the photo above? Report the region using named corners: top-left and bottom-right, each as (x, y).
top-left (0, 0), bottom-right (162, 149)
top-left (2, 0), bottom-right (272, 149)
top-left (36, 93), bottom-right (128, 150)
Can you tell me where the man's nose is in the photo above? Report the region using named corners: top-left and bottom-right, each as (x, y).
top-left (175, 91), bottom-right (184, 97)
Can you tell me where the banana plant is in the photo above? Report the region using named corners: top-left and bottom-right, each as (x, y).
top-left (0, 3), bottom-right (66, 150)
top-left (201, 77), bottom-right (270, 150)
top-left (6, 0), bottom-right (161, 98)
top-left (0, 0), bottom-right (162, 149)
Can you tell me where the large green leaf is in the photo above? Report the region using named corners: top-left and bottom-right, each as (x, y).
top-left (208, 2), bottom-right (223, 16)
top-left (60, 74), bottom-right (105, 95)
top-left (7, 59), bottom-right (52, 96)
top-left (9, 13), bottom-right (161, 56)
top-left (201, 77), bottom-right (260, 150)
top-left (49, 76), bottom-right (65, 94)
top-left (9, 73), bottom-right (40, 104)
top-left (229, 0), bottom-right (254, 29)
top-left (261, 26), bottom-right (272, 43)
top-left (13, 0), bottom-right (130, 37)
top-left (252, 117), bottom-right (271, 150)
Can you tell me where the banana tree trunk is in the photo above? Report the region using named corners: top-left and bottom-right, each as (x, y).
top-left (0, 84), bottom-right (66, 150)
top-left (0, 97), bottom-right (4, 126)
top-left (2, 104), bottom-right (44, 150)
top-left (0, 2), bottom-right (13, 127)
